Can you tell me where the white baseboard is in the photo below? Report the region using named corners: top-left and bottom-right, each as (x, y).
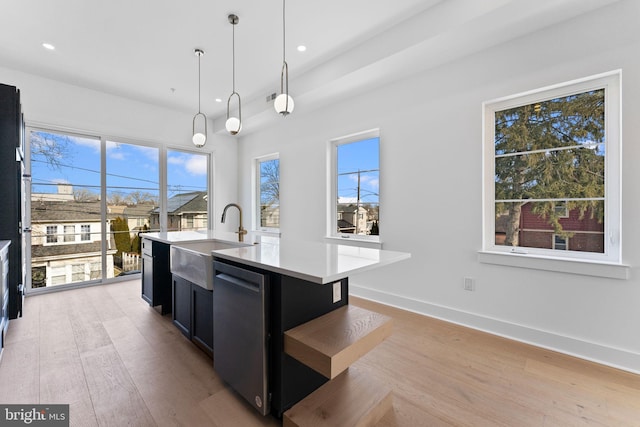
top-left (349, 284), bottom-right (640, 375)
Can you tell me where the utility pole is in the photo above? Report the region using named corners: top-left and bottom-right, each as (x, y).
top-left (356, 169), bottom-right (361, 234)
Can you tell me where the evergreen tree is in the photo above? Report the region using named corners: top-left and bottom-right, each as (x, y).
top-left (111, 216), bottom-right (132, 256)
top-left (494, 89), bottom-right (605, 246)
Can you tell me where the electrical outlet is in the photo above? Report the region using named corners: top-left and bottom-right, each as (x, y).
top-left (463, 277), bottom-right (475, 291)
top-left (332, 281), bottom-right (342, 303)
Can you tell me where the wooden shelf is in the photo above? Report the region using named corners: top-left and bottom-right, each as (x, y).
top-left (284, 305), bottom-right (393, 379)
top-left (283, 367), bottom-right (392, 427)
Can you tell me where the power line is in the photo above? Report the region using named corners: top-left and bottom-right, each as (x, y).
top-left (32, 158), bottom-right (160, 185)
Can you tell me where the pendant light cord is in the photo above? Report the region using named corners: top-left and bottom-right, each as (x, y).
top-left (232, 20), bottom-right (236, 92)
top-left (280, 0), bottom-right (289, 101)
top-left (282, 0), bottom-right (286, 64)
top-left (197, 52), bottom-right (202, 113)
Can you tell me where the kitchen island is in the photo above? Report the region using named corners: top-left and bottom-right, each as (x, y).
top-left (141, 231), bottom-right (410, 419)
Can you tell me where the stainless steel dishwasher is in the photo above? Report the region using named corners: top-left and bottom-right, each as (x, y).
top-left (213, 261), bottom-right (270, 415)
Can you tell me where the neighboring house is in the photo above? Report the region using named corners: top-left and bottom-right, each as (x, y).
top-left (495, 202), bottom-right (604, 252)
top-left (124, 203), bottom-right (155, 232)
top-left (260, 204), bottom-right (280, 229)
top-left (31, 183), bottom-right (75, 202)
top-left (109, 203), bottom-right (155, 235)
top-left (31, 200), bottom-right (116, 288)
top-left (150, 191), bottom-right (208, 231)
top-left (337, 204), bottom-right (370, 235)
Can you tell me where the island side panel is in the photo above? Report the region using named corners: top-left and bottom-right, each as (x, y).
top-left (270, 273), bottom-right (349, 417)
top-left (141, 238), bottom-right (172, 314)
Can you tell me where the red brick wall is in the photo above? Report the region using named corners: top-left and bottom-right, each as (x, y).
top-left (520, 203), bottom-right (603, 232)
top-left (519, 203), bottom-right (604, 253)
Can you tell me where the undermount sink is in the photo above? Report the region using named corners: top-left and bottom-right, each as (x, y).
top-left (170, 240), bottom-right (251, 290)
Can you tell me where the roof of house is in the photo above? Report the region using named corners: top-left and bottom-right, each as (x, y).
top-left (31, 235), bottom-right (117, 259)
top-left (124, 203), bottom-right (156, 217)
top-left (31, 200), bottom-right (101, 222)
top-left (337, 203), bottom-right (368, 213)
top-left (152, 191), bottom-right (207, 215)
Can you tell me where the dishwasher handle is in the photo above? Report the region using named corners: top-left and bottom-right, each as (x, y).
top-left (215, 273), bottom-right (260, 293)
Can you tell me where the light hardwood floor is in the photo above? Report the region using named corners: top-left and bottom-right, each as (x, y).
top-left (0, 280), bottom-right (638, 426)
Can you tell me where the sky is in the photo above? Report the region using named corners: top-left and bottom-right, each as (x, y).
top-left (29, 130), bottom-right (378, 206)
top-left (337, 137), bottom-right (379, 205)
top-left (30, 130), bottom-right (208, 202)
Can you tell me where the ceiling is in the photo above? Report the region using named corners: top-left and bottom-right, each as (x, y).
top-left (0, 0), bottom-right (620, 134)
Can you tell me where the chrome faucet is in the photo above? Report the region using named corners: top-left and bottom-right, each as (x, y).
top-left (221, 203), bottom-right (247, 242)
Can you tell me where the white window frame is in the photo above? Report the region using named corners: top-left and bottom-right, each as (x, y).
top-left (480, 71), bottom-right (627, 279)
top-left (25, 124), bottom-right (213, 294)
top-left (553, 234), bottom-right (568, 251)
top-left (81, 224), bottom-right (91, 241)
top-left (46, 225), bottom-right (58, 244)
top-left (64, 225), bottom-right (75, 243)
top-left (326, 128), bottom-right (381, 247)
top-left (253, 153), bottom-right (280, 232)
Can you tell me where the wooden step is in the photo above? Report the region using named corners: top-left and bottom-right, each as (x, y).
top-left (283, 368), bottom-right (393, 427)
top-left (284, 305), bottom-right (393, 379)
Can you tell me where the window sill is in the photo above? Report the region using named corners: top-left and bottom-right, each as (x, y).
top-left (324, 236), bottom-right (382, 250)
top-left (252, 229), bottom-right (281, 238)
top-left (477, 251), bottom-right (629, 280)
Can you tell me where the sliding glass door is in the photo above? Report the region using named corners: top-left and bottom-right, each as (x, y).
top-left (26, 127), bottom-right (209, 292)
top-left (29, 129), bottom-right (103, 289)
top-left (106, 140), bottom-right (159, 276)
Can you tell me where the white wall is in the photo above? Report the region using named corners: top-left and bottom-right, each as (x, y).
top-left (0, 66), bottom-right (239, 232)
top-left (237, 1), bottom-right (640, 372)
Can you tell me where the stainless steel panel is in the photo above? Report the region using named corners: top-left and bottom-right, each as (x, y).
top-left (213, 261), bottom-right (270, 416)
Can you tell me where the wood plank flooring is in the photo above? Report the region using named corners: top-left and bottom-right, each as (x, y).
top-left (0, 280), bottom-right (638, 426)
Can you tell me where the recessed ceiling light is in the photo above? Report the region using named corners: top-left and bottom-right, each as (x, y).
top-left (42, 43), bottom-right (55, 50)
top-left (297, 45), bottom-right (307, 52)
top-left (215, 98), bottom-right (222, 103)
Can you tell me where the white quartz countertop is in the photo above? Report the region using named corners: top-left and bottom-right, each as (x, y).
top-left (142, 230), bottom-right (243, 244)
top-left (143, 231), bottom-right (410, 284)
top-left (212, 236), bottom-right (411, 284)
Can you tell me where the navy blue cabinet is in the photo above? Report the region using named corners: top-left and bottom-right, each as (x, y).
top-left (172, 274), bottom-right (213, 357)
top-left (141, 238), bottom-right (172, 314)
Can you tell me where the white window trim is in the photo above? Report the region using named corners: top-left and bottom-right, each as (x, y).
top-left (252, 153), bottom-right (280, 233)
top-left (480, 70), bottom-right (629, 279)
top-left (326, 128), bottom-right (381, 248)
top-left (25, 122), bottom-right (213, 293)
top-left (552, 234), bottom-right (568, 251)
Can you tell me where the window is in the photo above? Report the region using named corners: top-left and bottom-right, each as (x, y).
top-left (553, 235), bottom-right (568, 251)
top-left (166, 149), bottom-right (209, 232)
top-left (81, 225), bottom-right (91, 241)
top-left (328, 129), bottom-right (380, 242)
top-left (64, 225), bottom-right (75, 242)
top-left (553, 201), bottom-right (569, 218)
top-left (255, 154), bottom-right (280, 230)
top-left (46, 226), bottom-right (58, 244)
top-left (483, 71), bottom-right (621, 266)
top-left (50, 266), bottom-right (66, 286)
top-left (90, 262), bottom-right (101, 280)
top-left (185, 215), bottom-right (194, 229)
top-left (28, 127), bottom-right (212, 291)
top-left (71, 264), bottom-right (85, 282)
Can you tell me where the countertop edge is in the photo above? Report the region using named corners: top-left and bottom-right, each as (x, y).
top-left (212, 251), bottom-right (411, 285)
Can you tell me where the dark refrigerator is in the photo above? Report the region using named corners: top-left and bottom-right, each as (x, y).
top-left (0, 83), bottom-right (25, 327)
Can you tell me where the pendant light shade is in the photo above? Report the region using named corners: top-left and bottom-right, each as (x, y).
top-left (275, 0), bottom-right (294, 116)
top-left (225, 14), bottom-right (242, 135)
top-left (192, 48), bottom-right (207, 147)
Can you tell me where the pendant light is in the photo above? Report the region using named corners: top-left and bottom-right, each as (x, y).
top-left (274, 0), bottom-right (294, 116)
top-left (225, 14), bottom-right (242, 135)
top-left (192, 48), bottom-right (207, 147)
